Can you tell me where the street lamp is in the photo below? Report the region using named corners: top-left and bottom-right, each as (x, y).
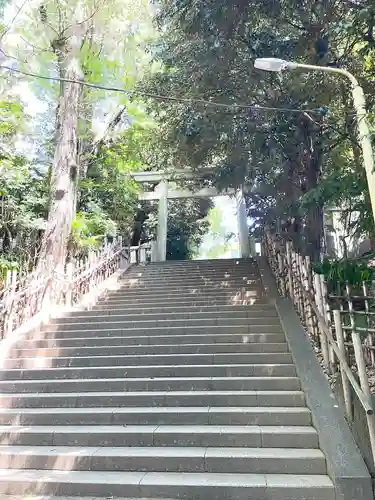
top-left (254, 57), bottom-right (375, 224)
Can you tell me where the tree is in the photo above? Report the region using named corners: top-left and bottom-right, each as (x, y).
top-left (139, 0), bottom-right (375, 260)
top-left (1, 0), bottom-right (154, 273)
top-left (199, 206), bottom-right (236, 259)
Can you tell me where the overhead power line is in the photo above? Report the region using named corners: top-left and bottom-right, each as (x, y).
top-left (0, 64), bottom-right (327, 115)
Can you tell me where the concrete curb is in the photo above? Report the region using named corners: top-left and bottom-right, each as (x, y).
top-left (256, 256), bottom-right (373, 500)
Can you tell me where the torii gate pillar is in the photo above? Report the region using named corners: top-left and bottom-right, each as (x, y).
top-left (236, 188), bottom-right (251, 258)
top-left (156, 180), bottom-right (168, 262)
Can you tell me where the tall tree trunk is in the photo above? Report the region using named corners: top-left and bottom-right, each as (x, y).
top-left (37, 32), bottom-right (84, 275)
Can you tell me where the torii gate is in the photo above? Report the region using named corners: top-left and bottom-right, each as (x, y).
top-left (130, 170), bottom-right (254, 262)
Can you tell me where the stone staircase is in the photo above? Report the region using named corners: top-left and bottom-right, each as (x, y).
top-left (0, 258), bottom-right (335, 499)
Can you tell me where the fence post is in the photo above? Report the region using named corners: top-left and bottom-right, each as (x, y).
top-left (4, 270), bottom-right (17, 337)
top-left (151, 241), bottom-right (158, 262)
top-left (333, 309), bottom-right (352, 421)
top-left (346, 284), bottom-right (375, 465)
top-left (297, 254), bottom-right (307, 321)
top-left (362, 281), bottom-right (375, 366)
top-left (130, 247), bottom-right (137, 264)
top-left (320, 276), bottom-right (336, 373)
top-left (277, 252), bottom-right (285, 295)
top-left (65, 262), bottom-right (74, 307)
top-left (303, 256), bottom-right (314, 338)
top-left (140, 245), bottom-right (147, 264)
top-left (313, 272), bottom-right (330, 369)
top-left (285, 242), bottom-right (294, 301)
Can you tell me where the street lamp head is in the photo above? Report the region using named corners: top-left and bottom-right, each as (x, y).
top-left (254, 58), bottom-right (298, 72)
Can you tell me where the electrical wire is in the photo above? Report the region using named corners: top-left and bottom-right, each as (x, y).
top-left (0, 64), bottom-right (327, 115)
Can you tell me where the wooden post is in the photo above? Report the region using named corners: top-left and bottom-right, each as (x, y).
top-left (314, 273), bottom-right (330, 369)
top-left (333, 309), bottom-right (352, 421)
top-left (286, 242), bottom-right (294, 301)
top-left (321, 276), bottom-right (336, 373)
top-left (5, 270), bottom-right (17, 337)
top-left (151, 241), bottom-right (158, 262)
top-left (304, 256), bottom-right (314, 338)
top-left (140, 245), bottom-right (147, 264)
top-left (277, 253), bottom-right (285, 295)
top-left (346, 284), bottom-right (375, 465)
top-left (363, 281), bottom-right (375, 366)
top-left (65, 262), bottom-right (74, 307)
top-left (298, 254), bottom-right (307, 323)
top-left (130, 247), bottom-right (137, 264)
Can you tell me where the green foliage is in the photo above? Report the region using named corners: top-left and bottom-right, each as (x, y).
top-left (200, 205), bottom-right (237, 259)
top-left (140, 0), bottom-right (375, 259)
top-left (144, 198), bottom-right (212, 260)
top-left (70, 210), bottom-right (116, 253)
top-left (312, 257), bottom-right (374, 294)
top-left (0, 256), bottom-right (19, 282)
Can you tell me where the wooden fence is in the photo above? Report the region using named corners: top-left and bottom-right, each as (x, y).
top-left (263, 229), bottom-right (375, 466)
top-left (0, 239), bottom-right (152, 339)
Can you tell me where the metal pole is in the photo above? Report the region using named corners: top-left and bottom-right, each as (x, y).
top-left (236, 187), bottom-right (251, 258)
top-left (294, 63), bottom-right (375, 224)
top-left (157, 180), bottom-right (168, 262)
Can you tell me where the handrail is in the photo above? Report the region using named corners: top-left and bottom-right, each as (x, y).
top-left (263, 229), bottom-right (375, 466)
top-left (0, 239), bottom-right (153, 339)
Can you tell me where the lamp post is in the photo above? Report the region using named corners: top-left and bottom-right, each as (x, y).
top-left (254, 57), bottom-right (375, 224)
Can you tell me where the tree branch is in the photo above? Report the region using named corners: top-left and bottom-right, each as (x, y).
top-left (0, 0), bottom-right (29, 42)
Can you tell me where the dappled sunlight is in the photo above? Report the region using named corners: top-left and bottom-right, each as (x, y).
top-left (0, 344), bottom-right (66, 371)
top-left (0, 455), bottom-right (84, 495)
top-left (120, 278), bottom-right (142, 288)
top-left (0, 258), bottom-right (281, 495)
top-left (0, 426), bottom-right (37, 446)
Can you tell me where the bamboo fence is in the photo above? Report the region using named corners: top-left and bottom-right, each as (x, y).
top-left (0, 239), bottom-right (152, 339)
top-left (263, 229), bottom-right (375, 465)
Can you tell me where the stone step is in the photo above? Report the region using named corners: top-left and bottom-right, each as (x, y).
top-left (107, 288), bottom-right (266, 299)
top-left (13, 333), bottom-right (287, 348)
top-left (0, 406), bottom-right (312, 426)
top-left (120, 274), bottom-right (263, 281)
top-left (123, 267), bottom-right (259, 274)
top-left (0, 445), bottom-right (326, 475)
top-left (0, 424), bottom-right (319, 448)
top-left (0, 376), bottom-right (300, 393)
top-left (41, 325), bottom-right (284, 339)
top-left (0, 390), bottom-right (305, 408)
top-left (0, 469), bottom-right (335, 499)
top-left (130, 263), bottom-right (258, 272)
top-left (0, 353), bottom-right (292, 371)
top-left (115, 283), bottom-right (264, 293)
top-left (107, 284), bottom-right (264, 293)
top-left (99, 296), bottom-right (269, 307)
top-left (48, 315), bottom-right (281, 329)
top-left (0, 362), bottom-right (294, 379)
top-left (7, 342), bottom-right (289, 363)
top-left (61, 309), bottom-right (279, 322)
top-left (50, 314), bottom-right (281, 328)
top-left (137, 268), bottom-right (258, 275)
top-left (0, 258), bottom-right (336, 500)
top-left (92, 303), bottom-right (275, 313)
top-left (119, 278), bottom-right (262, 288)
top-left (121, 278), bottom-right (261, 286)
top-left (4, 354), bottom-right (292, 371)
top-left (135, 259), bottom-right (256, 268)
